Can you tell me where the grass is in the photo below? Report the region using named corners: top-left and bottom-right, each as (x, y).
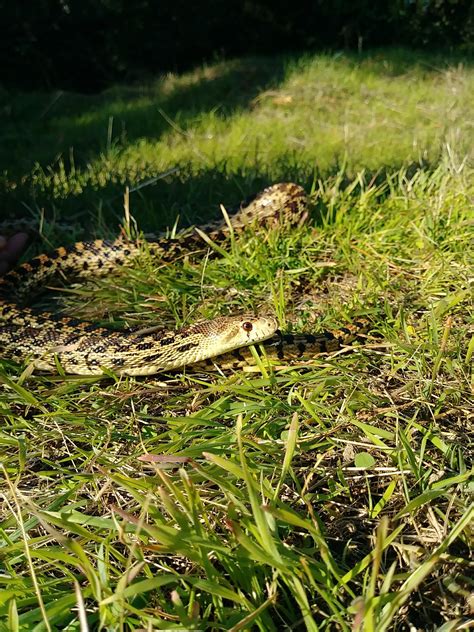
top-left (1, 47), bottom-right (473, 232)
top-left (1, 48), bottom-right (473, 630)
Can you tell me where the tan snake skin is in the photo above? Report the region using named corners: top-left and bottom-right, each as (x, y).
top-left (0, 183), bottom-right (367, 376)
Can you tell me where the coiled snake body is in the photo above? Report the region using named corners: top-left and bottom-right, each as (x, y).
top-left (0, 183), bottom-right (366, 376)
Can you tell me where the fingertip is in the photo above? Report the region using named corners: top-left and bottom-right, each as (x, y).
top-left (7, 232), bottom-right (29, 250)
top-left (1, 233), bottom-right (29, 262)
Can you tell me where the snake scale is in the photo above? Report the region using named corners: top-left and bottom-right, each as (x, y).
top-left (0, 183), bottom-right (367, 376)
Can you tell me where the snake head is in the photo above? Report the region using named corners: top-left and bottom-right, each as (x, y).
top-left (183, 314), bottom-right (278, 359)
top-left (148, 314), bottom-right (279, 370)
top-left (219, 315), bottom-right (278, 348)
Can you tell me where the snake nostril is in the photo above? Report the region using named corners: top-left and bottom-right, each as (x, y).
top-left (242, 321), bottom-right (253, 332)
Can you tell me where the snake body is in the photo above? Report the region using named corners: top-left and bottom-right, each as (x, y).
top-left (0, 183), bottom-right (367, 376)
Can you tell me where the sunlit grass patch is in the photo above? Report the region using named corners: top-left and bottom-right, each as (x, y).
top-left (1, 48), bottom-right (473, 229)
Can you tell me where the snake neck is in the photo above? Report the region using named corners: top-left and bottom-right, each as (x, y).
top-left (194, 320), bottom-right (370, 370)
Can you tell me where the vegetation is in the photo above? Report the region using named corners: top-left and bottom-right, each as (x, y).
top-left (3, 1), bottom-right (473, 90)
top-left (0, 49), bottom-right (473, 630)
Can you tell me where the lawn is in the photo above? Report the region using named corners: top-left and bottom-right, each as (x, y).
top-left (0, 48), bottom-right (473, 630)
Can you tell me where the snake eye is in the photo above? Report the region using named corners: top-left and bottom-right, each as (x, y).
top-left (242, 321), bottom-right (253, 332)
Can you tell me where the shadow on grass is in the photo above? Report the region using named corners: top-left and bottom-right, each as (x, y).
top-left (0, 47), bottom-right (471, 234)
top-left (0, 158), bottom-right (436, 259)
top-left (0, 57), bottom-right (287, 176)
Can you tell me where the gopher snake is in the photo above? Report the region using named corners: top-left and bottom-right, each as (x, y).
top-left (0, 183), bottom-right (367, 376)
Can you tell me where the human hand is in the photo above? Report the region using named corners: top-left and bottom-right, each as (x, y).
top-left (0, 233), bottom-right (29, 275)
